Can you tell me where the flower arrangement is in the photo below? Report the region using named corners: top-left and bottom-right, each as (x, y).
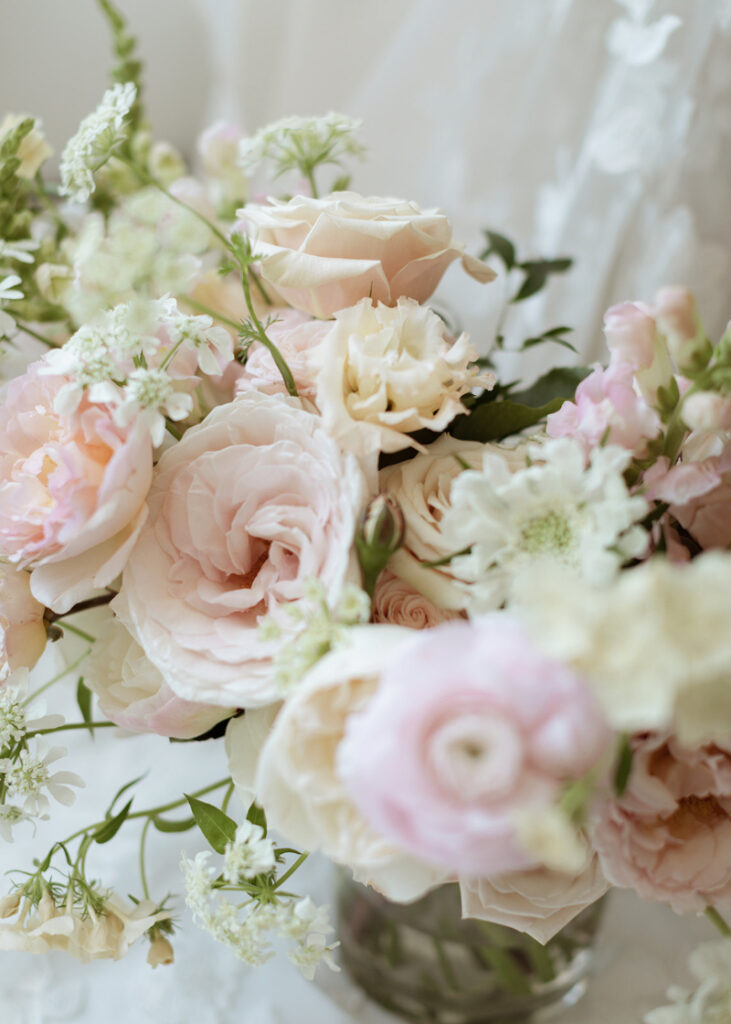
top-left (1, 3), bottom-right (730, 1014)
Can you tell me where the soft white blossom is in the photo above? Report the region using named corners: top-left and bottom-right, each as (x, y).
top-left (0, 671), bottom-right (64, 750)
top-left (0, 804), bottom-right (34, 842)
top-left (114, 367), bottom-right (193, 446)
top-left (0, 275), bottom-right (23, 304)
top-left (644, 941), bottom-right (731, 1023)
top-left (59, 83), bottom-right (137, 202)
top-left (0, 741), bottom-right (84, 816)
top-left (156, 297), bottom-right (233, 374)
top-left (445, 438), bottom-right (649, 612)
top-left (222, 822), bottom-right (276, 884)
top-left (238, 112), bottom-right (364, 177)
top-left (0, 239), bottom-right (38, 267)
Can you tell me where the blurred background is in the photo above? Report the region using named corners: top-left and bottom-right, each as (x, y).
top-left (1, 0), bottom-right (730, 365)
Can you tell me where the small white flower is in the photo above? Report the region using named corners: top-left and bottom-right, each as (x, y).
top-left (0, 670), bottom-right (64, 750)
top-left (644, 940), bottom-right (731, 1023)
top-left (181, 851), bottom-right (215, 918)
top-left (288, 933), bottom-right (340, 981)
top-left (114, 366), bottom-right (193, 446)
top-left (445, 438), bottom-right (649, 612)
top-left (238, 112), bottom-right (365, 177)
top-left (59, 82), bottom-right (137, 203)
top-left (0, 239), bottom-right (38, 266)
top-left (0, 741), bottom-right (84, 816)
top-left (156, 298), bottom-right (233, 375)
top-left (0, 275), bottom-right (23, 304)
top-left (222, 821), bottom-right (276, 884)
top-left (0, 804), bottom-right (33, 842)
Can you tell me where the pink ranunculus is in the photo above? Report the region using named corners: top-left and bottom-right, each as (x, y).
top-left (547, 362), bottom-right (661, 456)
top-left (592, 735), bottom-right (731, 913)
top-left (239, 192), bottom-right (495, 319)
top-left (116, 392), bottom-right (367, 709)
top-left (337, 616), bottom-right (612, 877)
top-left (0, 363), bottom-right (152, 613)
top-left (234, 309), bottom-right (330, 399)
top-left (86, 615), bottom-right (231, 740)
top-left (604, 303), bottom-right (657, 371)
top-left (372, 571), bottom-right (460, 629)
top-left (0, 565), bottom-right (46, 679)
top-left (460, 852), bottom-right (609, 943)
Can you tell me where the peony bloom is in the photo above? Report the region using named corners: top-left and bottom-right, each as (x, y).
top-left (239, 192), bottom-right (495, 319)
top-left (0, 362), bottom-right (152, 613)
top-left (512, 552), bottom-right (731, 743)
top-left (86, 614), bottom-right (232, 739)
top-left (338, 616), bottom-right (611, 877)
top-left (234, 309), bottom-right (329, 399)
top-left (593, 735), bottom-right (731, 914)
top-left (371, 571), bottom-right (459, 628)
top-left (117, 392), bottom-right (366, 708)
top-left (460, 851), bottom-right (608, 944)
top-left (310, 298), bottom-right (493, 456)
top-left (0, 565), bottom-right (46, 679)
top-left (251, 626), bottom-right (448, 901)
top-left (445, 438), bottom-right (648, 613)
top-left (547, 362), bottom-right (661, 457)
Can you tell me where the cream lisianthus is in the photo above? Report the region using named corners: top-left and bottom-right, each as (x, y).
top-left (310, 298), bottom-right (494, 456)
top-left (445, 438), bottom-right (649, 613)
top-left (512, 551), bottom-right (731, 738)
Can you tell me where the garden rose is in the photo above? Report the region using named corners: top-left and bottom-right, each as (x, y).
top-left (0, 565), bottom-right (46, 679)
top-left (371, 571), bottom-right (458, 628)
top-left (117, 392), bottom-right (367, 708)
top-left (310, 298), bottom-right (494, 456)
top-left (240, 192), bottom-right (495, 319)
top-left (460, 851), bottom-right (608, 943)
top-left (86, 615), bottom-right (231, 739)
top-left (0, 362), bottom-right (152, 613)
top-left (234, 309), bottom-right (329, 399)
top-left (592, 735), bottom-right (731, 913)
top-left (252, 626), bottom-right (448, 901)
top-left (337, 616), bottom-right (612, 877)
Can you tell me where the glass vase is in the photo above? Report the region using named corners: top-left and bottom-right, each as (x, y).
top-left (336, 873), bottom-right (605, 1023)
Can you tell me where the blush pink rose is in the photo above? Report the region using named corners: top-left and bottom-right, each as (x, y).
top-left (234, 309), bottom-right (329, 399)
top-left (116, 391), bottom-right (367, 708)
top-left (239, 192), bottom-right (495, 319)
top-left (337, 616), bottom-right (612, 877)
top-left (547, 362), bottom-right (661, 456)
top-left (0, 565), bottom-right (46, 679)
top-left (593, 735), bottom-right (731, 913)
top-left (0, 363), bottom-right (152, 613)
top-left (372, 571), bottom-right (460, 629)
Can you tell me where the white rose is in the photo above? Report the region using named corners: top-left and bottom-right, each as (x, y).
top-left (250, 626), bottom-right (448, 901)
top-left (310, 298), bottom-right (494, 456)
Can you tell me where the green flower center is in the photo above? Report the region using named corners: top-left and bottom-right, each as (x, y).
top-left (519, 509), bottom-right (573, 555)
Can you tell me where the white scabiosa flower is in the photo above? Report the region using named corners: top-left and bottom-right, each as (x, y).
top-left (59, 82), bottom-right (137, 203)
top-left (444, 438), bottom-right (649, 613)
top-left (644, 941), bottom-right (731, 1023)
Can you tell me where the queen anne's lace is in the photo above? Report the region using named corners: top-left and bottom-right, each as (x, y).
top-left (59, 83), bottom-right (137, 203)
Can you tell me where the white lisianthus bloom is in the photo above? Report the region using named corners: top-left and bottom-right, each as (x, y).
top-left (59, 82), bottom-right (137, 203)
top-left (644, 941), bottom-right (731, 1023)
top-left (310, 298), bottom-right (494, 456)
top-left (512, 551), bottom-right (731, 739)
top-left (445, 438), bottom-right (649, 612)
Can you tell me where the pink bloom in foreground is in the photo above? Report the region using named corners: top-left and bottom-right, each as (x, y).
top-left (592, 734), bottom-right (731, 913)
top-left (0, 363), bottom-right (152, 613)
top-left (117, 392), bottom-right (366, 708)
top-left (338, 616), bottom-right (611, 877)
top-left (547, 362), bottom-right (661, 457)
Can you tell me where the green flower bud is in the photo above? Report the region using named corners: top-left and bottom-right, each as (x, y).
top-left (355, 494), bottom-right (405, 598)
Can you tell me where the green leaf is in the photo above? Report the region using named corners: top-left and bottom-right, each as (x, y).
top-left (331, 173), bottom-right (352, 192)
top-left (246, 802), bottom-right (268, 836)
top-left (152, 814), bottom-right (197, 833)
top-left (480, 230), bottom-right (516, 270)
top-left (449, 398), bottom-right (565, 443)
top-left (521, 334), bottom-right (578, 354)
top-left (509, 366), bottom-right (590, 408)
top-left (614, 735), bottom-right (634, 797)
top-left (105, 773), bottom-right (147, 817)
top-left (94, 798), bottom-right (133, 844)
top-left (512, 258), bottom-right (573, 303)
top-left (76, 678), bottom-right (93, 736)
top-left (186, 795), bottom-right (237, 854)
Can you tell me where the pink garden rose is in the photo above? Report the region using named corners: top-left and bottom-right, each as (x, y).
top-left (593, 735), bottom-right (731, 913)
top-left (371, 571), bottom-right (459, 628)
top-left (239, 192), bottom-right (495, 319)
top-left (86, 615), bottom-right (231, 739)
top-left (547, 362), bottom-right (661, 457)
top-left (337, 616), bottom-right (612, 877)
top-left (0, 363), bottom-right (152, 613)
top-left (117, 391), bottom-right (367, 708)
top-left (234, 309), bottom-right (329, 399)
top-left (0, 565), bottom-right (46, 679)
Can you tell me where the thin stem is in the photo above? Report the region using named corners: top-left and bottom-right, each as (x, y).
top-left (55, 621), bottom-right (96, 644)
top-left (274, 852), bottom-right (308, 890)
top-left (221, 782), bottom-right (235, 816)
top-left (165, 419), bottom-right (183, 441)
top-left (139, 817), bottom-right (152, 900)
top-left (29, 721), bottom-right (117, 737)
top-left (14, 321), bottom-right (60, 349)
top-left (238, 257), bottom-right (298, 396)
top-left (25, 649), bottom-right (92, 704)
top-left (53, 593), bottom-right (116, 619)
top-left (303, 165), bottom-right (319, 199)
top-left (706, 906), bottom-right (731, 938)
top-left (179, 296), bottom-right (241, 333)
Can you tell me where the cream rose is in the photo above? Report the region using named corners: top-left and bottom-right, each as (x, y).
top-left (0, 565), bottom-right (46, 679)
top-left (240, 192), bottom-right (495, 319)
top-left (117, 392), bottom-right (367, 708)
top-left (251, 626), bottom-right (448, 901)
top-left (371, 571), bottom-right (459, 628)
top-left (310, 298), bottom-right (494, 456)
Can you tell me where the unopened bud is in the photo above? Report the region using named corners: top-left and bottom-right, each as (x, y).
top-left (655, 287), bottom-right (712, 376)
top-left (682, 391), bottom-right (731, 433)
top-left (356, 494), bottom-right (405, 598)
top-left (147, 930), bottom-right (175, 968)
top-left (0, 893), bottom-right (21, 919)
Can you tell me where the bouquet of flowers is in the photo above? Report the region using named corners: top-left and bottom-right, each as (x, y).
top-left (1, 4), bottom-right (730, 1018)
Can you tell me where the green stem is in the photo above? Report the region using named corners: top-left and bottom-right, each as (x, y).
top-left (28, 721), bottom-right (117, 737)
top-left (25, 649), bottom-right (92, 704)
top-left (179, 296), bottom-right (241, 332)
top-left (238, 257), bottom-right (298, 396)
top-left (165, 418), bottom-right (183, 441)
top-left (139, 817), bottom-right (152, 900)
top-left (221, 781), bottom-right (235, 816)
top-left (55, 621), bottom-right (96, 644)
top-left (706, 906), bottom-right (731, 938)
top-left (14, 320), bottom-right (60, 349)
top-left (274, 852), bottom-right (308, 890)
top-left (303, 165), bottom-right (319, 199)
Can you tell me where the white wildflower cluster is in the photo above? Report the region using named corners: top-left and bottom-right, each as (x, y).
top-left (644, 940), bottom-right (731, 1024)
top-left (182, 836), bottom-right (338, 979)
top-left (445, 438), bottom-right (649, 613)
top-left (0, 672), bottom-right (83, 838)
top-left (59, 82), bottom-right (137, 203)
top-left (0, 274), bottom-right (22, 341)
top-left (0, 238), bottom-right (38, 270)
top-left (259, 579), bottom-right (371, 692)
top-left (238, 112), bottom-right (365, 180)
top-left (40, 297), bottom-right (232, 444)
